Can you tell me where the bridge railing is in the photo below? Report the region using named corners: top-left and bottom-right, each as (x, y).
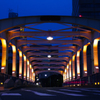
top-left (0, 72), bottom-right (34, 87)
top-left (63, 73), bottom-right (100, 87)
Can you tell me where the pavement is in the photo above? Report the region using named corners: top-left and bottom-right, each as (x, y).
top-left (0, 86), bottom-right (100, 100)
top-left (0, 86), bottom-right (13, 92)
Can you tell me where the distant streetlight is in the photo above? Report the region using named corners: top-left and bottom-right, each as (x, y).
top-left (48, 68), bottom-right (50, 70)
top-left (45, 74), bottom-right (47, 77)
top-left (36, 83), bottom-right (39, 85)
top-left (47, 36), bottom-right (53, 40)
top-left (47, 55), bottom-right (51, 58)
top-left (37, 79), bottom-right (39, 81)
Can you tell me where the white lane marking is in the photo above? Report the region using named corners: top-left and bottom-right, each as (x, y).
top-left (47, 90), bottom-right (85, 96)
top-left (23, 90), bottom-right (32, 92)
top-left (1, 93), bottom-right (21, 96)
top-left (32, 91), bottom-right (56, 96)
top-left (21, 89), bottom-right (56, 96)
top-left (79, 89), bottom-right (91, 91)
top-left (93, 93), bottom-right (100, 95)
top-left (92, 90), bottom-right (100, 92)
top-left (60, 89), bottom-right (81, 92)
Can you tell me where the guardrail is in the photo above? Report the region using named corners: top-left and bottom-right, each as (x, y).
top-left (0, 72), bottom-right (34, 86)
top-left (63, 73), bottom-right (100, 87)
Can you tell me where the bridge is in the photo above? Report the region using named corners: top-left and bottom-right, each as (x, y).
top-left (0, 16), bottom-right (100, 88)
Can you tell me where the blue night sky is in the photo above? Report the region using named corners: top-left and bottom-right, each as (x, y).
top-left (0, 0), bottom-right (73, 46)
top-left (0, 0), bottom-right (72, 19)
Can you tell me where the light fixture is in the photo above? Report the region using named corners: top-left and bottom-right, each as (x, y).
top-left (96, 67), bottom-right (99, 69)
top-left (45, 74), bottom-right (47, 77)
top-left (12, 71), bottom-right (15, 73)
top-left (85, 71), bottom-right (87, 73)
top-left (78, 74), bottom-right (80, 76)
top-left (19, 74), bottom-right (21, 76)
top-left (1, 67), bottom-right (4, 69)
top-left (36, 83), bottom-right (39, 85)
top-left (47, 36), bottom-right (53, 40)
top-left (79, 15), bottom-right (82, 17)
top-left (47, 55), bottom-right (51, 58)
top-left (48, 68), bottom-right (50, 70)
top-left (37, 79), bottom-right (39, 81)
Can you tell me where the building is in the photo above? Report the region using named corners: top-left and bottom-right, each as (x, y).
top-left (72, 0), bottom-right (100, 78)
top-left (8, 12), bottom-right (18, 18)
top-left (72, 0), bottom-right (100, 19)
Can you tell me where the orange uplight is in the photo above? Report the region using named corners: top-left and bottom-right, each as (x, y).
top-left (18, 50), bottom-right (22, 75)
top-left (77, 50), bottom-right (81, 76)
top-left (93, 39), bottom-right (99, 73)
top-left (32, 69), bottom-right (34, 73)
top-left (67, 64), bottom-right (69, 69)
top-left (66, 64), bottom-right (69, 81)
top-left (72, 55), bottom-right (75, 78)
top-left (33, 72), bottom-right (35, 82)
top-left (11, 44), bottom-right (16, 75)
top-left (1, 39), bottom-right (7, 73)
top-left (23, 54), bottom-right (26, 61)
top-left (63, 72), bottom-right (67, 82)
top-left (23, 54), bottom-right (26, 79)
top-left (69, 60), bottom-right (71, 80)
top-left (27, 59), bottom-right (29, 79)
top-left (27, 60), bottom-right (29, 65)
top-left (65, 68), bottom-right (67, 73)
top-left (67, 68), bottom-right (69, 81)
top-left (30, 68), bottom-right (32, 81)
top-left (30, 64), bottom-right (32, 69)
top-left (83, 43), bottom-right (90, 74)
top-left (33, 73), bottom-right (35, 76)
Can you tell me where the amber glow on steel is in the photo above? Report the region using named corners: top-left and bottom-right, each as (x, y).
top-left (63, 68), bottom-right (67, 82)
top-left (63, 73), bottom-right (66, 82)
top-left (77, 50), bottom-right (81, 77)
top-left (32, 69), bottom-right (33, 73)
top-left (27, 60), bottom-right (29, 80)
top-left (65, 68), bottom-right (67, 73)
top-left (18, 50), bottom-right (22, 76)
top-left (31, 68), bottom-right (34, 82)
top-left (83, 43), bottom-right (90, 75)
top-left (33, 72), bottom-right (35, 82)
top-left (72, 55), bottom-right (75, 79)
top-left (30, 64), bottom-right (32, 81)
top-left (93, 39), bottom-right (99, 73)
top-left (10, 44), bottom-right (16, 77)
top-left (23, 54), bottom-right (26, 79)
top-left (30, 64), bottom-right (32, 69)
top-left (69, 60), bottom-right (71, 80)
top-left (30, 68), bottom-right (32, 81)
top-left (67, 64), bottom-right (69, 81)
top-left (1, 39), bottom-right (7, 73)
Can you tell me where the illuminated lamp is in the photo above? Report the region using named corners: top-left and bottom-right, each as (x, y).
top-left (98, 82), bottom-right (100, 85)
top-left (95, 82), bottom-right (97, 85)
top-left (47, 36), bottom-right (53, 40)
top-left (95, 67), bottom-right (99, 69)
top-left (85, 71), bottom-right (87, 73)
top-left (48, 68), bottom-right (50, 70)
top-left (1, 82), bottom-right (3, 85)
top-left (45, 74), bottom-right (47, 77)
top-left (47, 55), bottom-right (51, 58)
top-left (79, 15), bottom-right (82, 17)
